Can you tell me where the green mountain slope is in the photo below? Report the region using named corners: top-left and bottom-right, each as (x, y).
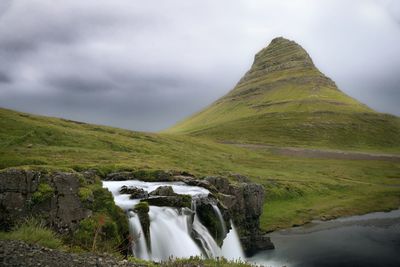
top-left (166, 37), bottom-right (400, 152)
top-left (1, 107), bottom-right (399, 231)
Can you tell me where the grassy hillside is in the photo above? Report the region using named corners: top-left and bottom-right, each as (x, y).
top-left (1, 107), bottom-right (399, 232)
top-left (166, 37), bottom-right (400, 152)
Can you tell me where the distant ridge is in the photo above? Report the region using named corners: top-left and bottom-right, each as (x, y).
top-left (166, 37), bottom-right (400, 151)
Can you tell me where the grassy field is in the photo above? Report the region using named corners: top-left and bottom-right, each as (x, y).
top-left (1, 107), bottom-right (400, 232)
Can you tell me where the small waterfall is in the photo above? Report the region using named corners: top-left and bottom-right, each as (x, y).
top-left (212, 204), bottom-right (227, 238)
top-left (221, 221), bottom-right (245, 260)
top-left (103, 180), bottom-right (245, 261)
top-left (149, 206), bottom-right (202, 261)
top-left (128, 211), bottom-right (150, 260)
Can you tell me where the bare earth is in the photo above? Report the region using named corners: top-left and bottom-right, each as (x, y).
top-left (226, 143), bottom-right (400, 162)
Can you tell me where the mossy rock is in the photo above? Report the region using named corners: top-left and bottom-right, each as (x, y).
top-left (196, 202), bottom-right (225, 246)
top-left (141, 195), bottom-right (192, 209)
top-left (133, 202), bottom-right (150, 250)
top-left (31, 183), bottom-right (54, 204)
top-left (149, 186), bottom-right (176, 196)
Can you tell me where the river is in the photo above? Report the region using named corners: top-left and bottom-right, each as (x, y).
top-left (249, 209), bottom-right (400, 267)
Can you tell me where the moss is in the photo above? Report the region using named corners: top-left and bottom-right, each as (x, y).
top-left (31, 183), bottom-right (54, 204)
top-left (133, 202), bottom-right (151, 250)
top-left (78, 187), bottom-right (93, 202)
top-left (196, 203), bottom-right (224, 246)
top-left (133, 201), bottom-right (150, 213)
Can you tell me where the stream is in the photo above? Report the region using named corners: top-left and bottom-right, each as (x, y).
top-left (249, 209), bottom-right (400, 267)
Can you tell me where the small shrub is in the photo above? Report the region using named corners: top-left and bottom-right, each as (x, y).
top-left (31, 183), bottom-right (54, 204)
top-left (0, 218), bottom-right (62, 249)
top-left (78, 187), bottom-right (93, 202)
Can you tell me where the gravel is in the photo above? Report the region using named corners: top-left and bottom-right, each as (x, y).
top-left (0, 240), bottom-right (145, 267)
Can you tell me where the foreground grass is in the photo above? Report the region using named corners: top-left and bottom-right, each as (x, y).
top-left (1, 107), bottom-right (399, 232)
top-left (129, 256), bottom-right (258, 267)
top-left (0, 218), bottom-right (63, 249)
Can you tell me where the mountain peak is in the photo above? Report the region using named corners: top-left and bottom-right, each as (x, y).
top-left (250, 37), bottom-right (315, 77)
top-left (167, 37), bottom-right (379, 146)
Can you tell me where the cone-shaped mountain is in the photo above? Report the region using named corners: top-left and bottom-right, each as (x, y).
top-left (166, 37), bottom-right (400, 151)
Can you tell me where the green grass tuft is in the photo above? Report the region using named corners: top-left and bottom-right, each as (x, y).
top-left (0, 218), bottom-right (63, 249)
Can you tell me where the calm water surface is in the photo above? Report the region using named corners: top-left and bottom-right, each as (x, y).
top-left (249, 209), bottom-right (400, 267)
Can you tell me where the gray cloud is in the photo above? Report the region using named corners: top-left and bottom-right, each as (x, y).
top-left (0, 0), bottom-right (399, 131)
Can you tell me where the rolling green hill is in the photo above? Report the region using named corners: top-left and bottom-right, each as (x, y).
top-left (166, 37), bottom-right (400, 152)
top-left (1, 106), bottom-right (399, 232)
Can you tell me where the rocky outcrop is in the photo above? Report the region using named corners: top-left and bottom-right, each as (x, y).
top-left (0, 168), bottom-right (91, 233)
top-left (141, 195), bottom-right (192, 209)
top-left (193, 195), bottom-right (227, 246)
top-left (204, 176), bottom-right (274, 255)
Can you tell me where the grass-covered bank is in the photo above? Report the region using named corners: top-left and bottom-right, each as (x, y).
top-left (1, 107), bottom-right (399, 233)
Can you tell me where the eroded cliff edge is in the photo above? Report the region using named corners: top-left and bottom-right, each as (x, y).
top-left (0, 168), bottom-right (273, 256)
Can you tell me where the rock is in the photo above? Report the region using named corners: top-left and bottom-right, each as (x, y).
top-left (141, 195), bottom-right (192, 209)
top-left (149, 186), bottom-right (176, 196)
top-left (205, 176), bottom-right (268, 255)
top-left (119, 186), bottom-right (148, 199)
top-left (106, 172), bottom-right (136, 181)
top-left (194, 196), bottom-right (227, 246)
top-left (0, 240), bottom-right (140, 266)
top-left (132, 202), bottom-right (150, 250)
top-left (240, 234), bottom-right (275, 256)
top-left (0, 169), bottom-right (91, 233)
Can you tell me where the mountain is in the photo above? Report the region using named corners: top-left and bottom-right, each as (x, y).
top-left (166, 37), bottom-right (400, 152)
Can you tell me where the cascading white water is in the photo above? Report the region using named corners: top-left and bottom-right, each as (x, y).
top-left (128, 211), bottom-right (150, 260)
top-left (103, 180), bottom-right (245, 261)
top-left (221, 221), bottom-right (245, 260)
top-left (212, 204), bottom-right (227, 238)
top-left (149, 206), bottom-right (202, 261)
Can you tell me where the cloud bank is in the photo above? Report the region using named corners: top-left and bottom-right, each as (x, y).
top-left (0, 0), bottom-right (399, 131)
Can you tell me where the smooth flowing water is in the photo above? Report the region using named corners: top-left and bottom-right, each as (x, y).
top-left (249, 209), bottom-right (400, 267)
top-left (103, 180), bottom-right (245, 261)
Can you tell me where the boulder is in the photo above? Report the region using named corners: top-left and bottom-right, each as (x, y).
top-left (119, 186), bottom-right (148, 199)
top-left (149, 186), bottom-right (176, 196)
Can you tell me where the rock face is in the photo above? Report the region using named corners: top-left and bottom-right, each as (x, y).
top-left (0, 168), bottom-right (91, 233)
top-left (204, 176), bottom-right (274, 255)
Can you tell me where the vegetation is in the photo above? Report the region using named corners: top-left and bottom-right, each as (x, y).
top-left (73, 176), bottom-right (129, 253)
top-left (1, 107), bottom-right (399, 232)
top-left (0, 218), bottom-right (63, 249)
top-left (31, 182), bottom-right (54, 204)
top-left (166, 38), bottom-right (400, 153)
top-left (128, 256), bottom-right (259, 267)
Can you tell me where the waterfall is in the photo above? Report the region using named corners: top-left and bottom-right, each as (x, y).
top-left (128, 211), bottom-right (150, 260)
top-left (103, 180), bottom-right (245, 261)
top-left (221, 221), bottom-right (245, 260)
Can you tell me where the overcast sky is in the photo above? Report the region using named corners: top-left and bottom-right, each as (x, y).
top-left (0, 0), bottom-right (399, 131)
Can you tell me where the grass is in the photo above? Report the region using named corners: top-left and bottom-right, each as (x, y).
top-left (0, 218), bottom-right (63, 249)
top-left (165, 39), bottom-right (400, 153)
top-left (128, 256), bottom-right (259, 267)
top-left (1, 107), bottom-right (399, 233)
